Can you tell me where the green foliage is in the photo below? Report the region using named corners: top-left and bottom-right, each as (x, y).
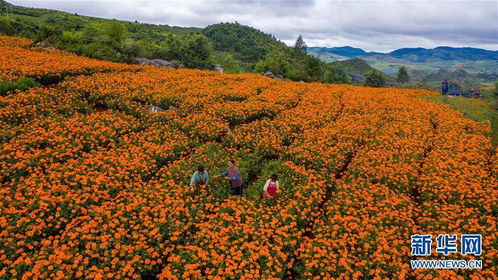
top-left (364, 70), bottom-right (386, 87)
top-left (43, 14), bottom-right (86, 30)
top-left (254, 35), bottom-right (346, 83)
top-left (79, 24), bottom-right (100, 44)
top-left (121, 39), bottom-right (143, 62)
top-left (324, 66), bottom-right (352, 84)
top-left (255, 49), bottom-right (298, 80)
top-left (82, 41), bottom-right (119, 61)
top-left (329, 58), bottom-right (375, 75)
top-left (220, 54), bottom-right (242, 74)
top-left (0, 17), bottom-right (15, 35)
top-left (203, 22), bottom-right (286, 63)
top-left (304, 55), bottom-right (323, 82)
top-left (151, 33), bottom-right (183, 61)
top-left (104, 21), bottom-right (125, 46)
top-left (396, 66), bottom-right (410, 83)
top-left (35, 24), bottom-right (62, 43)
top-left (61, 30), bottom-right (80, 44)
top-left (293, 35), bottom-right (307, 57)
top-left (181, 34), bottom-right (215, 69)
top-left (0, 77), bottom-right (39, 95)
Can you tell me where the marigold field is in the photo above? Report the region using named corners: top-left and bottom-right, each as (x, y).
top-left (0, 35), bottom-right (496, 279)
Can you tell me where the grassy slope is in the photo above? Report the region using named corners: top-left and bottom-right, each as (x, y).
top-left (424, 94), bottom-right (498, 145)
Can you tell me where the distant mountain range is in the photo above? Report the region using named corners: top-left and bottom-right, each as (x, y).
top-left (308, 46), bottom-right (498, 62)
top-left (308, 46), bottom-right (498, 74)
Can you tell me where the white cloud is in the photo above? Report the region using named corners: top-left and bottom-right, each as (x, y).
top-left (8, 0), bottom-right (498, 52)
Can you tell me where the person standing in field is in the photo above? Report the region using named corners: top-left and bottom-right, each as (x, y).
top-left (190, 165), bottom-right (209, 193)
top-left (217, 159), bottom-right (243, 195)
top-left (262, 174), bottom-right (279, 199)
top-left (442, 79), bottom-right (449, 95)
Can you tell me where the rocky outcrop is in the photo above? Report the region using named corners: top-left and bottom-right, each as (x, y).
top-left (135, 58), bottom-right (173, 68)
top-left (33, 41), bottom-right (56, 50)
top-left (149, 105), bottom-right (178, 113)
top-left (214, 64), bottom-right (224, 73)
top-left (149, 105), bottom-right (166, 113)
top-left (263, 71), bottom-right (283, 80)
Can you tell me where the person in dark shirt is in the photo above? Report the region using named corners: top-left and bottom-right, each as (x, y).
top-left (216, 159), bottom-right (243, 195)
top-left (442, 79), bottom-right (449, 95)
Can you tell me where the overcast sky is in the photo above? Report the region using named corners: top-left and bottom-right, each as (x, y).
top-left (8, 0), bottom-right (498, 52)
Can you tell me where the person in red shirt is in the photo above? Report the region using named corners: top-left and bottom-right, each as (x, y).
top-left (262, 174), bottom-right (279, 199)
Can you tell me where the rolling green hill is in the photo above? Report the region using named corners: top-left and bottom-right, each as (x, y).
top-left (203, 22), bottom-right (287, 63)
top-left (308, 46), bottom-right (498, 75)
top-left (329, 58), bottom-right (375, 75)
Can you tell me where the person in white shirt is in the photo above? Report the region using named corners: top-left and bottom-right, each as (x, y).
top-left (190, 165), bottom-right (209, 193)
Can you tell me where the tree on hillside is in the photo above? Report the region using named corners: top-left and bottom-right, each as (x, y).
top-left (255, 49), bottom-right (298, 80)
top-left (79, 25), bottom-right (100, 44)
top-left (364, 70), bottom-right (386, 88)
top-left (104, 21), bottom-right (126, 48)
top-left (325, 66), bottom-right (351, 84)
top-left (304, 55), bottom-right (323, 82)
top-left (122, 39), bottom-right (143, 62)
top-left (221, 54), bottom-right (241, 74)
top-left (78, 22), bottom-right (126, 61)
top-left (181, 34), bottom-right (215, 69)
top-left (152, 33), bottom-right (183, 61)
top-left (293, 35), bottom-right (307, 57)
top-left (396, 66), bottom-right (410, 84)
top-left (83, 42), bottom-right (121, 61)
top-left (292, 35), bottom-right (308, 79)
top-left (35, 24), bottom-right (63, 44)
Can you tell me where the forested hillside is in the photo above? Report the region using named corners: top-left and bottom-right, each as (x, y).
top-left (329, 58), bottom-right (376, 75)
top-left (0, 1), bottom-right (352, 84)
top-left (203, 22), bottom-right (287, 63)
